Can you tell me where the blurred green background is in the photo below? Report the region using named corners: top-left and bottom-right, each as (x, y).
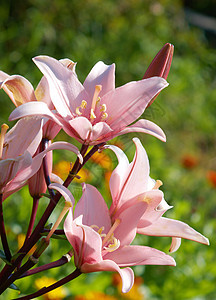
top-left (0, 0), bottom-right (216, 299)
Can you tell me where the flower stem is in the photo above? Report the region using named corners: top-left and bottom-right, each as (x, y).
top-left (14, 268), bottom-right (82, 300)
top-left (19, 252), bottom-right (72, 279)
top-left (25, 196), bottom-right (40, 241)
top-left (0, 193), bottom-right (11, 262)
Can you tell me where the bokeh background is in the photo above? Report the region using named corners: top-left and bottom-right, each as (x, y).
top-left (0, 0), bottom-right (216, 299)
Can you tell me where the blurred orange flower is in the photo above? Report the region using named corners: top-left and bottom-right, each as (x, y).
top-left (181, 154), bottom-right (198, 169)
top-left (207, 170), bottom-right (216, 188)
top-left (90, 151), bottom-right (113, 170)
top-left (53, 160), bottom-right (90, 182)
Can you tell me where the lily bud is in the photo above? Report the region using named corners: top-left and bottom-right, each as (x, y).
top-left (28, 142), bottom-right (52, 198)
top-left (143, 43), bottom-right (174, 107)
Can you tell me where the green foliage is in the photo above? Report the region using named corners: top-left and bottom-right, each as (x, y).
top-left (0, 0), bottom-right (216, 299)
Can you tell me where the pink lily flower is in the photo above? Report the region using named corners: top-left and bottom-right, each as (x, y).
top-left (0, 118), bottom-right (82, 199)
top-left (105, 138), bottom-right (209, 252)
top-left (9, 55), bottom-right (168, 145)
top-left (0, 59), bottom-right (76, 139)
top-left (50, 182), bottom-right (176, 293)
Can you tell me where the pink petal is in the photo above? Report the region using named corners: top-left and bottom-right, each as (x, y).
top-left (33, 55), bottom-right (88, 119)
top-left (35, 76), bottom-right (53, 108)
top-left (74, 184), bottom-right (111, 233)
top-left (49, 182), bottom-right (75, 206)
top-left (104, 144), bottom-right (129, 209)
top-left (137, 217), bottom-right (209, 246)
top-left (64, 211), bottom-right (103, 267)
top-left (0, 70), bottom-right (9, 81)
top-left (104, 245), bottom-right (176, 267)
top-left (137, 190), bottom-right (166, 228)
top-left (114, 201), bottom-right (149, 246)
top-left (169, 237), bottom-right (181, 253)
top-left (1, 75), bottom-right (36, 107)
top-left (9, 101), bottom-right (62, 126)
top-left (102, 77), bottom-right (168, 131)
top-left (50, 173), bottom-right (64, 185)
top-left (68, 117), bottom-right (92, 141)
top-left (4, 141), bottom-right (82, 193)
top-left (83, 61), bottom-right (115, 98)
top-left (4, 118), bottom-right (43, 158)
top-left (81, 260), bottom-right (134, 293)
top-left (114, 119), bottom-right (166, 142)
top-left (89, 122), bottom-right (113, 144)
top-left (0, 152), bottom-right (32, 192)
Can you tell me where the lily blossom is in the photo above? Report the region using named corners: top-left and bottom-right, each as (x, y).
top-left (9, 55), bottom-right (168, 145)
top-left (105, 138), bottom-right (209, 252)
top-left (50, 183), bottom-right (176, 293)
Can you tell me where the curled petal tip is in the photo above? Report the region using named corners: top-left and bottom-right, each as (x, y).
top-left (169, 237), bottom-right (182, 253)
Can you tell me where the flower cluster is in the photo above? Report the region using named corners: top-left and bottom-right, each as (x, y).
top-left (0, 44), bottom-right (209, 299)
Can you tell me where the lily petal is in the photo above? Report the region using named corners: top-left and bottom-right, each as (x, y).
top-left (9, 101), bottom-right (62, 126)
top-left (169, 237), bottom-right (182, 253)
top-left (81, 260), bottom-right (134, 293)
top-left (33, 55), bottom-right (88, 118)
top-left (83, 61), bottom-right (115, 98)
top-left (114, 119), bottom-right (166, 142)
top-left (104, 144), bottom-right (129, 209)
top-left (2, 75), bottom-right (36, 106)
top-left (49, 182), bottom-right (75, 206)
top-left (137, 217), bottom-right (209, 246)
top-left (4, 117), bottom-right (43, 157)
top-left (74, 184), bottom-right (111, 233)
top-left (104, 245), bottom-right (176, 267)
top-left (102, 77), bottom-right (168, 131)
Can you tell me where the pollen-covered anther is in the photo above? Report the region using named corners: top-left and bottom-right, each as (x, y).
top-left (153, 179), bottom-right (163, 190)
top-left (101, 112), bottom-right (108, 121)
top-left (75, 100), bottom-right (87, 116)
top-left (104, 235), bottom-right (120, 252)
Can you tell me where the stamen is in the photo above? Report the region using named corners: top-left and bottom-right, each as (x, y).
top-left (101, 112), bottom-right (108, 121)
top-left (90, 108), bottom-right (96, 120)
top-left (91, 85), bottom-right (102, 112)
top-left (102, 218), bottom-right (121, 247)
top-left (76, 107), bottom-right (82, 116)
top-left (75, 100), bottom-right (87, 116)
top-left (45, 201), bottom-right (72, 242)
top-left (104, 236), bottom-right (120, 252)
top-left (153, 179), bottom-right (163, 190)
top-left (100, 104), bottom-right (107, 112)
top-left (0, 124), bottom-right (9, 159)
top-left (80, 100), bottom-right (87, 109)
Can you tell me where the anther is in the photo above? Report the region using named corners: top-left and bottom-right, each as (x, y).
top-left (153, 179), bottom-right (163, 190)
